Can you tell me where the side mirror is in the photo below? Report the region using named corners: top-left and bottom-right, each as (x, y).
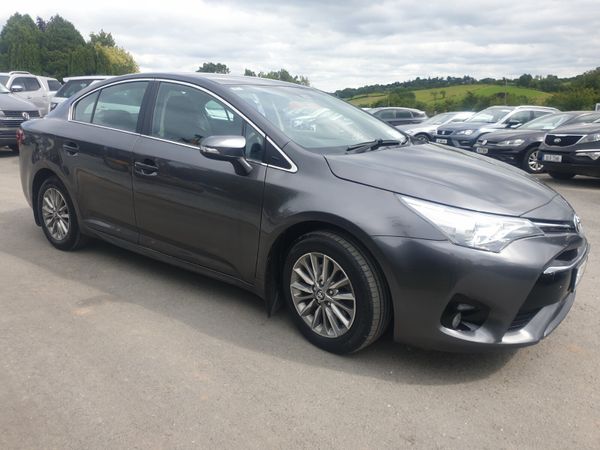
top-left (506, 120), bottom-right (522, 128)
top-left (200, 135), bottom-right (252, 175)
top-left (11, 84), bottom-right (24, 93)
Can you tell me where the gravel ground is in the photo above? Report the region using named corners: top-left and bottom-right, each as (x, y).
top-left (1, 151), bottom-right (598, 449)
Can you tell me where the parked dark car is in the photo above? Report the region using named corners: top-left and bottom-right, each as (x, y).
top-left (0, 82), bottom-right (40, 153)
top-left (18, 73), bottom-right (588, 353)
top-left (538, 122), bottom-right (600, 179)
top-left (433, 105), bottom-right (559, 150)
top-left (396, 111), bottom-right (474, 143)
top-left (473, 111), bottom-right (600, 173)
top-left (369, 107), bottom-right (428, 126)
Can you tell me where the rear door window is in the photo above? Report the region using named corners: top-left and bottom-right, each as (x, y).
top-left (73, 91), bottom-right (100, 123)
top-left (92, 81), bottom-right (149, 132)
top-left (13, 77), bottom-right (41, 92)
top-left (395, 110), bottom-right (412, 119)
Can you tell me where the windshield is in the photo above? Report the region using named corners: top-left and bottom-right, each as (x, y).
top-left (228, 85), bottom-right (407, 150)
top-left (421, 112), bottom-right (454, 125)
top-left (571, 112), bottom-right (600, 124)
top-left (520, 113), bottom-right (573, 130)
top-left (55, 79), bottom-right (96, 99)
top-left (467, 107), bottom-right (513, 123)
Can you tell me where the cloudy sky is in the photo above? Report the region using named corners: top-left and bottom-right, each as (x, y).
top-left (1, 0), bottom-right (599, 91)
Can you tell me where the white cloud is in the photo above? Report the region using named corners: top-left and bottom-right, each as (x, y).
top-left (1, 0), bottom-right (599, 91)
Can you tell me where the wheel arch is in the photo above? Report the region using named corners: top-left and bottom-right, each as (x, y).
top-left (31, 168), bottom-right (59, 226)
top-left (262, 217), bottom-right (393, 325)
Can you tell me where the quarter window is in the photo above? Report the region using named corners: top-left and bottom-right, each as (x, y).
top-left (92, 81), bottom-right (148, 132)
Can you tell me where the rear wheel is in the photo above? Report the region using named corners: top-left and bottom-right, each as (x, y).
top-left (37, 177), bottom-right (88, 251)
top-left (283, 231), bottom-right (390, 354)
top-left (522, 146), bottom-right (544, 174)
top-left (549, 171), bottom-right (575, 180)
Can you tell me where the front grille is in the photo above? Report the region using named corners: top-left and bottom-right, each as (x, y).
top-left (508, 308), bottom-right (541, 332)
top-left (438, 130), bottom-right (453, 136)
top-left (2, 110), bottom-right (40, 118)
top-left (544, 134), bottom-right (583, 147)
top-left (0, 119), bottom-right (24, 128)
top-left (534, 221), bottom-right (577, 234)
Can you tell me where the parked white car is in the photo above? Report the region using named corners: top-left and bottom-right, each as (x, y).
top-left (0, 71), bottom-right (61, 116)
top-left (50, 76), bottom-right (113, 112)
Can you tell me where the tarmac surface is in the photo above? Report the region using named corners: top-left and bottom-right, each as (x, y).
top-left (1, 151), bottom-right (598, 449)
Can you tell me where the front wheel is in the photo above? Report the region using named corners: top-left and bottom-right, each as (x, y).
top-left (549, 171), bottom-right (575, 180)
top-left (283, 231), bottom-right (390, 354)
top-left (522, 147), bottom-right (544, 174)
top-left (413, 133), bottom-right (429, 144)
top-left (37, 176), bottom-right (88, 251)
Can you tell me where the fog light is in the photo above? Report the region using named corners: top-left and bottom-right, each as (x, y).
top-left (441, 296), bottom-right (490, 332)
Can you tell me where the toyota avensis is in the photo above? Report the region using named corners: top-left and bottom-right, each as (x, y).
top-left (18, 73), bottom-right (589, 353)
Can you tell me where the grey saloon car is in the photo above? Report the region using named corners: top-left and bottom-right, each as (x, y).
top-left (18, 73), bottom-right (588, 353)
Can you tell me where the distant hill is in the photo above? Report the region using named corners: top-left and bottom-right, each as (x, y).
top-left (347, 84), bottom-right (552, 110)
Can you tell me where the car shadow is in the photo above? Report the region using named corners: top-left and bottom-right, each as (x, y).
top-left (536, 174), bottom-right (600, 188)
top-left (1, 207), bottom-right (517, 386)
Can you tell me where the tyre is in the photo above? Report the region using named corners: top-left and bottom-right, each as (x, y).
top-left (37, 176), bottom-right (88, 251)
top-left (549, 171), bottom-right (575, 180)
top-left (522, 146), bottom-right (544, 174)
top-left (283, 231), bottom-right (390, 354)
top-left (413, 133), bottom-right (429, 144)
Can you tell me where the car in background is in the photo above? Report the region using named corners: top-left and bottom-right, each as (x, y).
top-left (0, 82), bottom-right (40, 153)
top-left (538, 122), bottom-right (600, 179)
top-left (0, 71), bottom-right (60, 116)
top-left (396, 111), bottom-right (474, 143)
top-left (369, 107), bottom-right (428, 126)
top-left (50, 76), bottom-right (112, 111)
top-left (472, 112), bottom-right (600, 173)
top-left (18, 73), bottom-right (588, 354)
top-left (433, 105), bottom-right (559, 150)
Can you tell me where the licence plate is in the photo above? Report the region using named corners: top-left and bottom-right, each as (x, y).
top-left (543, 154), bottom-right (562, 163)
top-left (435, 138), bottom-right (448, 144)
top-left (476, 147), bottom-right (488, 154)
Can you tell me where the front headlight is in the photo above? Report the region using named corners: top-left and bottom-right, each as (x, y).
top-left (496, 139), bottom-right (524, 147)
top-left (401, 196), bottom-right (543, 252)
top-left (455, 129), bottom-right (475, 136)
top-left (580, 133), bottom-right (600, 143)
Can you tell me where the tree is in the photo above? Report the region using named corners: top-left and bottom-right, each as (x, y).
top-left (0, 13), bottom-right (43, 73)
top-left (257, 68), bottom-right (310, 86)
top-left (197, 62), bottom-right (230, 74)
top-left (42, 15), bottom-right (85, 79)
top-left (517, 73), bottom-right (533, 87)
top-left (244, 68), bottom-right (256, 77)
top-left (35, 17), bottom-right (47, 32)
top-left (90, 30), bottom-right (116, 47)
top-left (546, 88), bottom-right (599, 110)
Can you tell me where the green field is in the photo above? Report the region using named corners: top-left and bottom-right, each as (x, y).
top-left (347, 84), bottom-right (552, 108)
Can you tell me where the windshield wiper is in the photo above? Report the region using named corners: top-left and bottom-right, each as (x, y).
top-left (346, 139), bottom-right (402, 154)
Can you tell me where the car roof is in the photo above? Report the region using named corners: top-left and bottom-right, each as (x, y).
top-left (370, 106), bottom-right (425, 113)
top-left (63, 75), bottom-right (113, 82)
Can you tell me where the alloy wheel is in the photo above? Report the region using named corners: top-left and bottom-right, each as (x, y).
top-left (528, 150), bottom-right (544, 173)
top-left (290, 252), bottom-right (356, 338)
top-left (42, 188), bottom-right (70, 241)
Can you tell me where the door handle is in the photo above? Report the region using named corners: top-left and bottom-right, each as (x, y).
top-left (63, 142), bottom-right (79, 155)
top-left (134, 160), bottom-right (159, 176)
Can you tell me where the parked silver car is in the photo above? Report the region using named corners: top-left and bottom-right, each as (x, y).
top-left (50, 76), bottom-right (112, 111)
top-left (0, 71), bottom-right (61, 116)
top-left (396, 111), bottom-right (475, 143)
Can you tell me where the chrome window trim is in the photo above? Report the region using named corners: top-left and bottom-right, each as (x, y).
top-left (68, 77), bottom-right (298, 173)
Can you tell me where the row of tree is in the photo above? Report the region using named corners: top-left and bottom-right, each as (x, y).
top-left (197, 62), bottom-right (310, 86)
top-left (0, 13), bottom-right (138, 80)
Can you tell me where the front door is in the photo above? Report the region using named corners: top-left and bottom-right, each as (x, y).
top-left (132, 81), bottom-right (267, 282)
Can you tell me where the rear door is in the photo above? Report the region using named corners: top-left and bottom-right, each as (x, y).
top-left (132, 81), bottom-right (267, 282)
top-left (60, 80), bottom-right (150, 243)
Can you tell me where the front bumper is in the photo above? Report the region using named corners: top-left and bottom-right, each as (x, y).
top-left (0, 126), bottom-right (18, 145)
top-left (373, 232), bottom-right (588, 351)
top-left (472, 143), bottom-right (527, 166)
top-left (433, 134), bottom-right (478, 150)
top-left (539, 149), bottom-right (600, 177)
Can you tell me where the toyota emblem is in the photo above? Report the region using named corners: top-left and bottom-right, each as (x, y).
top-left (22, 112), bottom-right (30, 121)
